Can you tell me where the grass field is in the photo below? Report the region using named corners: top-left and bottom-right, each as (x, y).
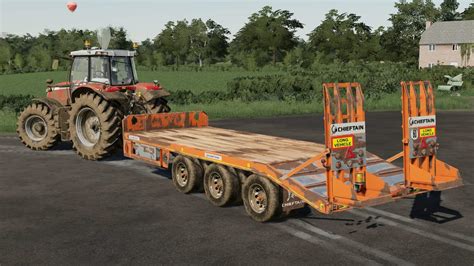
top-left (0, 70), bottom-right (280, 96)
top-left (0, 111), bottom-right (17, 132)
top-left (1, 70), bottom-right (473, 132)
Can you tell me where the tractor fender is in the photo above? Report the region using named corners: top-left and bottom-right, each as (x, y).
top-left (31, 97), bottom-right (63, 111)
top-left (135, 88), bottom-right (171, 103)
top-left (71, 86), bottom-right (129, 105)
top-left (31, 97), bottom-right (70, 141)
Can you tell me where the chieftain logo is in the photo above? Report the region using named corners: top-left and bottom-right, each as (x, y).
top-left (408, 115), bottom-right (436, 128)
top-left (330, 122), bottom-right (366, 136)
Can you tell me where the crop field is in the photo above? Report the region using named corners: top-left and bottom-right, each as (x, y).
top-left (0, 70), bottom-right (281, 96)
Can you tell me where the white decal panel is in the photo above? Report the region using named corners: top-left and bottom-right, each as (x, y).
top-left (205, 153), bottom-right (222, 161)
top-left (128, 135), bottom-right (140, 141)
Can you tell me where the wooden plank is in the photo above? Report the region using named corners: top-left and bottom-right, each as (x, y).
top-left (168, 127), bottom-right (325, 155)
top-left (131, 126), bottom-right (326, 164)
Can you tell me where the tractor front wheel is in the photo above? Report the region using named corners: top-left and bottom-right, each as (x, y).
top-left (69, 93), bottom-right (121, 160)
top-left (17, 103), bottom-right (60, 150)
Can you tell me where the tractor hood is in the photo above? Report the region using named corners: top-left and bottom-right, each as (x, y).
top-left (104, 82), bottom-right (163, 92)
top-left (48, 81), bottom-right (165, 93)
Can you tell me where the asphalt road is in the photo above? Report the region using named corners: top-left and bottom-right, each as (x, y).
top-left (1, 111), bottom-right (473, 265)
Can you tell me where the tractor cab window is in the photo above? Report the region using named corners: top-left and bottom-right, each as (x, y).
top-left (111, 57), bottom-right (134, 85)
top-left (90, 57), bottom-right (110, 84)
top-left (70, 57), bottom-right (89, 84)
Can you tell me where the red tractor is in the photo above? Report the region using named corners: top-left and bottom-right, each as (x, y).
top-left (17, 43), bottom-right (170, 160)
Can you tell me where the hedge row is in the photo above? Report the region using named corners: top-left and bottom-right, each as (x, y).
top-left (0, 95), bottom-right (35, 113)
top-left (2, 62), bottom-right (472, 109)
top-left (170, 63), bottom-right (473, 104)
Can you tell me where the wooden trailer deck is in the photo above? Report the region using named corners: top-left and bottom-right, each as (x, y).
top-left (131, 126), bottom-right (326, 165)
top-left (130, 126), bottom-right (405, 185)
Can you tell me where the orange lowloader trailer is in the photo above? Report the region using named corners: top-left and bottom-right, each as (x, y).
top-left (121, 82), bottom-right (462, 222)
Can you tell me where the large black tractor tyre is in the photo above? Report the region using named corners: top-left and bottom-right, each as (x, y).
top-left (203, 164), bottom-right (240, 207)
top-left (171, 155), bottom-right (203, 194)
top-left (144, 98), bottom-right (171, 114)
top-left (17, 102), bottom-right (60, 150)
top-left (242, 174), bottom-right (282, 222)
top-left (68, 93), bottom-right (122, 160)
top-left (130, 97), bottom-right (171, 115)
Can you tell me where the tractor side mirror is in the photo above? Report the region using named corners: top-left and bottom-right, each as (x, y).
top-left (46, 79), bottom-right (53, 85)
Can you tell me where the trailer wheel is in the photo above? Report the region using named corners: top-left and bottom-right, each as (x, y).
top-left (171, 155), bottom-right (203, 193)
top-left (242, 174), bottom-right (281, 222)
top-left (203, 164), bottom-right (239, 207)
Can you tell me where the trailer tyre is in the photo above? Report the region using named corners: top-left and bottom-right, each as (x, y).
top-left (203, 164), bottom-right (240, 207)
top-left (171, 155), bottom-right (203, 194)
top-left (242, 174), bottom-right (281, 222)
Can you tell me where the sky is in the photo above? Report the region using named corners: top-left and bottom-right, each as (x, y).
top-left (0, 0), bottom-right (472, 42)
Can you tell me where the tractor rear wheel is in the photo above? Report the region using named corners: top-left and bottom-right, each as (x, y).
top-left (68, 93), bottom-right (121, 160)
top-left (130, 98), bottom-right (170, 115)
top-left (144, 98), bottom-right (171, 113)
top-left (17, 103), bottom-right (60, 150)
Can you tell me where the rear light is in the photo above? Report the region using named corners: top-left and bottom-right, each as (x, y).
top-left (354, 172), bottom-right (365, 192)
top-left (355, 172), bottom-right (365, 183)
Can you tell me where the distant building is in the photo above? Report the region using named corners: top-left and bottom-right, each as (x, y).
top-left (419, 20), bottom-right (474, 68)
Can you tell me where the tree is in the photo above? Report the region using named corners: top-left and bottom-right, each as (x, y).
top-left (308, 9), bottom-right (380, 63)
top-left (13, 53), bottom-right (24, 71)
top-left (462, 3), bottom-right (474, 20)
top-left (109, 27), bottom-right (132, 49)
top-left (154, 20), bottom-right (192, 67)
top-left (27, 45), bottom-right (51, 71)
top-left (188, 19), bottom-right (208, 67)
top-left (231, 6), bottom-right (303, 66)
top-left (205, 19), bottom-right (230, 64)
top-left (381, 0), bottom-right (440, 64)
top-left (154, 19), bottom-right (229, 67)
top-left (440, 0), bottom-right (460, 21)
top-left (136, 38), bottom-right (155, 69)
top-left (0, 40), bottom-right (12, 72)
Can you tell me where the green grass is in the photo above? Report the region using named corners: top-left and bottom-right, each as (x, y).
top-left (0, 70), bottom-right (280, 96)
top-left (365, 92), bottom-right (472, 111)
top-left (172, 100), bottom-right (324, 120)
top-left (0, 111), bottom-right (17, 132)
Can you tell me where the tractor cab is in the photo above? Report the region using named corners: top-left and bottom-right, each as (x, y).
top-left (69, 49), bottom-right (138, 87)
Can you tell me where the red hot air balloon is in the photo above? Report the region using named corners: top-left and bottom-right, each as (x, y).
top-left (67, 2), bottom-right (77, 12)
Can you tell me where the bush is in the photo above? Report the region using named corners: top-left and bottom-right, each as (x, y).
top-left (0, 95), bottom-right (34, 113)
